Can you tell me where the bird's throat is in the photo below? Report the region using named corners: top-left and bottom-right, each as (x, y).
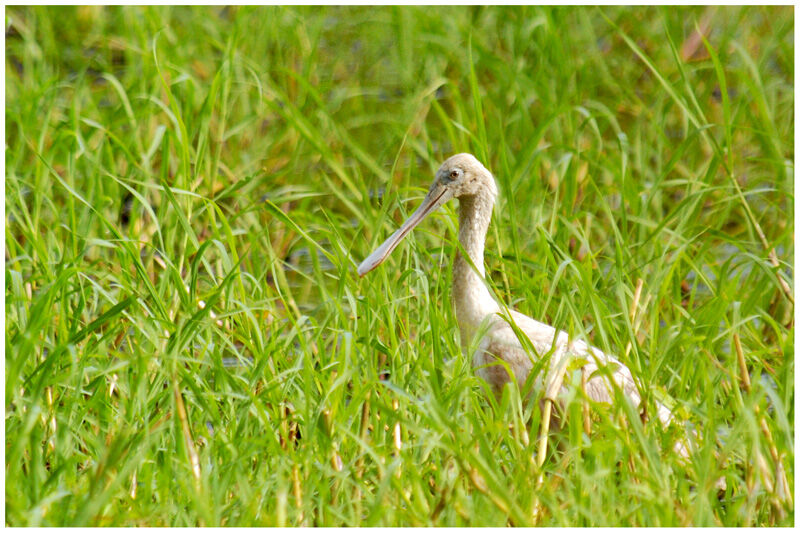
top-left (452, 192), bottom-right (501, 345)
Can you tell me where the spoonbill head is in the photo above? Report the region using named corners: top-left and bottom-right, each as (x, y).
top-left (357, 153), bottom-right (497, 277)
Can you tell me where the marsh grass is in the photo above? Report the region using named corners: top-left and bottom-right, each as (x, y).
top-left (5, 5), bottom-right (794, 526)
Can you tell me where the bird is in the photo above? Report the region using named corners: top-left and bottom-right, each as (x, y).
top-left (357, 153), bottom-right (678, 432)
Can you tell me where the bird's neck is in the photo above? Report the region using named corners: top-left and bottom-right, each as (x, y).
top-left (453, 192), bottom-right (500, 345)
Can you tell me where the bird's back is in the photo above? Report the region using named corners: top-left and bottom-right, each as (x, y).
top-left (470, 309), bottom-right (674, 427)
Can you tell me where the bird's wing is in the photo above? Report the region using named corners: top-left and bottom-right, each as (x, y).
top-left (475, 310), bottom-right (682, 458)
top-left (497, 310), bottom-right (674, 425)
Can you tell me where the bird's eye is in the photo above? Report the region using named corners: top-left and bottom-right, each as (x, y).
top-left (449, 169), bottom-right (461, 180)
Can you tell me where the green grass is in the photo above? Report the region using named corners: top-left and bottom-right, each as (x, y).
top-left (5, 5), bottom-right (794, 526)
